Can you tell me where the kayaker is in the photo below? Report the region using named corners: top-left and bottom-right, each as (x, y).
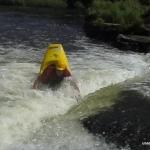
top-left (33, 43), bottom-right (81, 101)
top-left (33, 61), bottom-right (79, 90)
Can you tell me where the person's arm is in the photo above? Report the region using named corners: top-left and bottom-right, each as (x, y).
top-left (33, 65), bottom-right (53, 89)
top-left (32, 75), bottom-right (41, 89)
top-left (71, 77), bottom-right (82, 102)
top-left (64, 69), bottom-right (82, 102)
top-left (66, 76), bottom-right (82, 102)
top-left (70, 78), bottom-right (80, 93)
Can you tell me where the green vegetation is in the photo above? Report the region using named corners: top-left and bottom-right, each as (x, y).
top-left (87, 0), bottom-right (145, 29)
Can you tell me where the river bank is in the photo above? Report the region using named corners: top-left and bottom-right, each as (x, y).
top-left (0, 0), bottom-right (150, 53)
top-left (84, 0), bottom-right (150, 53)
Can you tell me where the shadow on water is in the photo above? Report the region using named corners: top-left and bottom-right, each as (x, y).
top-left (82, 90), bottom-right (150, 150)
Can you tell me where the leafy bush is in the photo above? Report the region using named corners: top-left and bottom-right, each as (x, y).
top-left (88, 0), bottom-right (144, 28)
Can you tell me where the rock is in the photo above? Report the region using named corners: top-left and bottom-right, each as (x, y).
top-left (84, 22), bottom-right (122, 41)
top-left (141, 25), bottom-right (150, 35)
top-left (82, 90), bottom-right (150, 150)
top-left (118, 34), bottom-right (150, 44)
top-left (84, 19), bottom-right (150, 53)
top-left (125, 25), bottom-right (150, 36)
top-left (117, 34), bottom-right (150, 53)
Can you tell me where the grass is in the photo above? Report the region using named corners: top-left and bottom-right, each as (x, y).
top-left (88, 0), bottom-right (145, 29)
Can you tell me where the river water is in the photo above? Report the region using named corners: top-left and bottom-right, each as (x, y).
top-left (0, 10), bottom-right (150, 150)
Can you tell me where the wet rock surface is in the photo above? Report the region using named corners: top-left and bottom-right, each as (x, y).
top-left (82, 90), bottom-right (150, 150)
top-left (84, 22), bottom-right (150, 53)
top-left (117, 34), bottom-right (150, 53)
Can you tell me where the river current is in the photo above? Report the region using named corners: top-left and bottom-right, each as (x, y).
top-left (0, 10), bottom-right (150, 150)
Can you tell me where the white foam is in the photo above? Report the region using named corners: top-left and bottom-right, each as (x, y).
top-left (0, 39), bottom-right (149, 149)
top-left (6, 119), bottom-right (130, 150)
top-left (0, 63), bottom-right (77, 149)
top-left (70, 38), bottom-right (150, 96)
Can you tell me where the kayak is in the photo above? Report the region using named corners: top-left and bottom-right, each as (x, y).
top-left (39, 43), bottom-right (71, 75)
